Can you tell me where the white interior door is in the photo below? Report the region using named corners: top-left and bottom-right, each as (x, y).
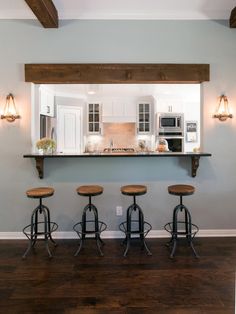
top-left (57, 105), bottom-right (83, 153)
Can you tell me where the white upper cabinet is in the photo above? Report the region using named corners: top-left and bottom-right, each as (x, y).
top-left (39, 86), bottom-right (55, 117)
top-left (156, 100), bottom-right (183, 114)
top-left (137, 102), bottom-right (152, 134)
top-left (102, 100), bottom-right (113, 118)
top-left (102, 98), bottom-right (136, 123)
top-left (87, 102), bottom-right (102, 134)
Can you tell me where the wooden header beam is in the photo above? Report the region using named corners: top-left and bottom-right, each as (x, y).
top-left (230, 7), bottom-right (236, 28)
top-left (25, 63), bottom-right (210, 84)
top-left (25, 0), bottom-right (58, 28)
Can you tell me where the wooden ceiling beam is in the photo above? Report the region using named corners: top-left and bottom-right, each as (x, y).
top-left (25, 0), bottom-right (58, 28)
top-left (230, 7), bottom-right (236, 28)
top-left (25, 63), bottom-right (210, 84)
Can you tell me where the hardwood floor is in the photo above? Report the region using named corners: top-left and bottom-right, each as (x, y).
top-left (0, 237), bottom-right (235, 314)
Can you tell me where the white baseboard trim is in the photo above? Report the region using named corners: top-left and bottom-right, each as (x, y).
top-left (0, 229), bottom-right (235, 240)
top-left (197, 229), bottom-right (236, 237)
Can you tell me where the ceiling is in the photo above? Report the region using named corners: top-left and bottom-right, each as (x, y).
top-left (0, 0), bottom-right (234, 20)
top-left (43, 84), bottom-right (200, 100)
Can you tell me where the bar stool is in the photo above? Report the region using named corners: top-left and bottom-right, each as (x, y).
top-left (73, 185), bottom-right (107, 256)
top-left (164, 184), bottom-right (199, 258)
top-left (119, 185), bottom-right (152, 257)
top-left (22, 187), bottom-right (58, 258)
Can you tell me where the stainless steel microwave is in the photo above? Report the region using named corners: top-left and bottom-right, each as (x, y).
top-left (157, 113), bottom-right (184, 135)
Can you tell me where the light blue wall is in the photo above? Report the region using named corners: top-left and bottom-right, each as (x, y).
top-left (0, 19), bottom-right (235, 232)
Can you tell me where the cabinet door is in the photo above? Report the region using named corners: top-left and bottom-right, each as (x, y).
top-left (39, 87), bottom-right (54, 117)
top-left (171, 102), bottom-right (183, 113)
top-left (124, 102), bottom-right (136, 122)
top-left (102, 100), bottom-right (112, 118)
top-left (157, 102), bottom-right (183, 113)
top-left (112, 100), bottom-right (125, 117)
top-left (137, 103), bottom-right (151, 134)
top-left (88, 103), bottom-right (101, 134)
top-left (46, 91), bottom-right (54, 117)
top-left (39, 88), bottom-right (47, 115)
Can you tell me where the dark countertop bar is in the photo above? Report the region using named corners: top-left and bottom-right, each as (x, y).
top-left (24, 152), bottom-right (212, 179)
top-left (24, 152), bottom-right (211, 157)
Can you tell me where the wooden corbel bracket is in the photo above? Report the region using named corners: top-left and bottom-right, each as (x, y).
top-left (35, 157), bottom-right (44, 179)
top-left (191, 156), bottom-right (200, 177)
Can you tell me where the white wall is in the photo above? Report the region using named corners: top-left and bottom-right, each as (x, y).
top-left (0, 19), bottom-right (235, 233)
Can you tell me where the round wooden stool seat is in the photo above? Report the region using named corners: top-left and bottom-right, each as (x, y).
top-left (26, 187), bottom-right (54, 199)
top-left (77, 185), bottom-right (103, 197)
top-left (168, 184), bottom-right (195, 196)
top-left (121, 185), bottom-right (147, 196)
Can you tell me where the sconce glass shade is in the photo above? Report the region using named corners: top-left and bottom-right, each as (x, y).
top-left (213, 95), bottom-right (233, 122)
top-left (1, 93), bottom-right (20, 122)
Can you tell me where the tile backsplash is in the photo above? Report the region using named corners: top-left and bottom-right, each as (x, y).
top-left (86, 123), bottom-right (137, 152)
top-left (102, 123), bottom-right (136, 148)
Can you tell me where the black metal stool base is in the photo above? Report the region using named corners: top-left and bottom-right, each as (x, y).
top-left (119, 220), bottom-right (152, 257)
top-left (22, 201), bottom-right (58, 259)
top-left (73, 197), bottom-right (107, 256)
top-left (73, 220), bottom-right (106, 256)
top-left (119, 198), bottom-right (152, 257)
top-left (164, 221), bottom-right (199, 258)
top-left (164, 199), bottom-right (199, 259)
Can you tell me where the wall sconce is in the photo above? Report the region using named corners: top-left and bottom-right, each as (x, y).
top-left (213, 95), bottom-right (233, 122)
top-left (1, 93), bottom-right (20, 122)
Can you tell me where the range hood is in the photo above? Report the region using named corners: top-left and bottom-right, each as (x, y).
top-left (102, 101), bottom-right (136, 123)
top-left (102, 115), bottom-right (136, 123)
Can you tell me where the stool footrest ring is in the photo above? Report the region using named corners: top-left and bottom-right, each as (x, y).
top-left (73, 220), bottom-right (107, 257)
top-left (164, 221), bottom-right (199, 238)
top-left (119, 220), bottom-right (152, 237)
top-left (23, 222), bottom-right (58, 240)
top-left (119, 220), bottom-right (152, 256)
top-left (73, 220), bottom-right (107, 238)
top-left (22, 222), bottom-right (58, 259)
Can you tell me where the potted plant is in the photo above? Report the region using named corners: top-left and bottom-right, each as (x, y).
top-left (36, 137), bottom-right (56, 154)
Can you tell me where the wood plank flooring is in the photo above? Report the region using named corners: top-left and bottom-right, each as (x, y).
top-left (0, 237), bottom-right (235, 314)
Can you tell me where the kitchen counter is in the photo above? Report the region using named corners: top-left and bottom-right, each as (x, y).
top-left (24, 152), bottom-right (212, 179)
